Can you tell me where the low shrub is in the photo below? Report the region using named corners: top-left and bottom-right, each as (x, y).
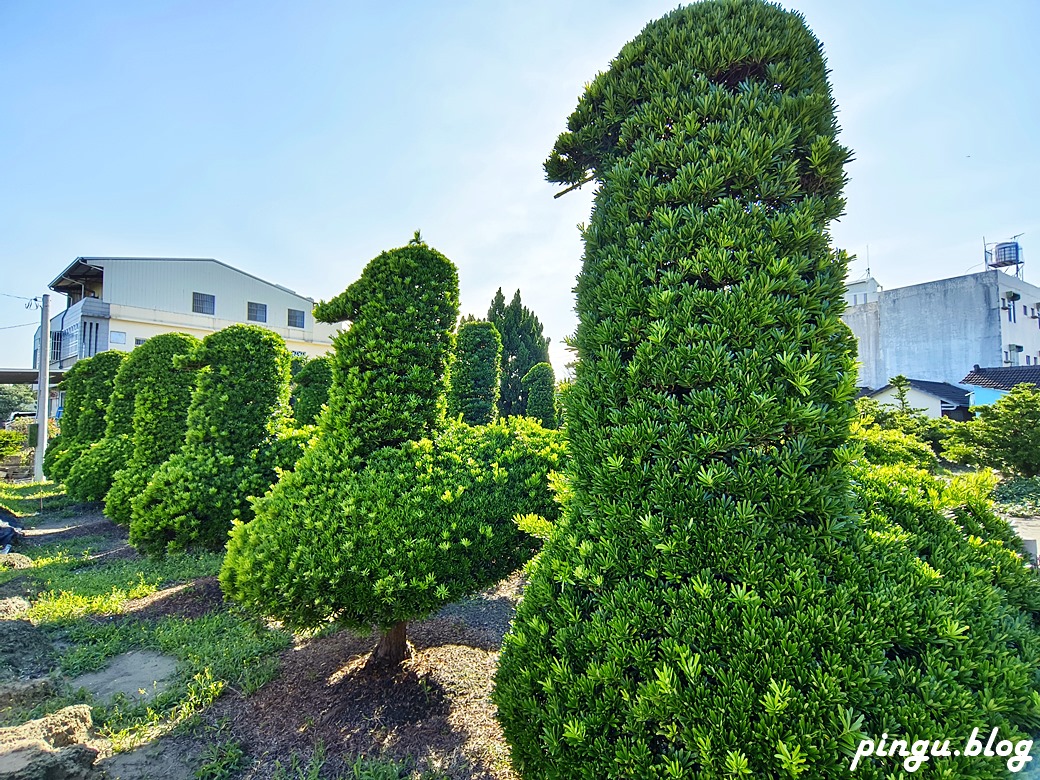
top-left (850, 420), bottom-right (938, 471)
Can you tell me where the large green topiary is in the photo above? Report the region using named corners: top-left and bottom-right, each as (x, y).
top-left (44, 351), bottom-right (126, 482)
top-left (494, 3), bottom-right (1040, 778)
top-left (447, 320), bottom-right (502, 425)
top-left (290, 355), bottom-right (333, 426)
top-left (105, 333), bottom-right (201, 526)
top-left (521, 362), bottom-right (556, 429)
top-left (128, 325), bottom-right (291, 556)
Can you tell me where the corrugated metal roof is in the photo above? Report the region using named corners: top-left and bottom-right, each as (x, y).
top-left (961, 365), bottom-right (1040, 391)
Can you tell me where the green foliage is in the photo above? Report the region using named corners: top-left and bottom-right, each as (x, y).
top-left (447, 321), bottom-right (502, 425)
top-left (44, 351), bottom-right (126, 482)
top-left (494, 3), bottom-right (1040, 778)
top-left (221, 418), bottom-right (566, 631)
top-left (0, 429), bottom-right (23, 459)
top-left (291, 356), bottom-right (332, 427)
top-left (849, 420), bottom-right (938, 471)
top-left (992, 475), bottom-right (1040, 518)
top-left (487, 289), bottom-right (550, 418)
top-left (129, 325), bottom-right (291, 556)
top-left (854, 396), bottom-right (955, 457)
top-left (312, 237), bottom-right (460, 464)
top-left (0, 383), bottom-right (35, 421)
top-left (946, 385), bottom-right (1040, 477)
top-left (105, 333), bottom-right (201, 526)
top-left (521, 362), bottom-right (556, 429)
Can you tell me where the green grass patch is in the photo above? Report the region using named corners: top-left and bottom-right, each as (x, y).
top-left (0, 480), bottom-right (75, 518)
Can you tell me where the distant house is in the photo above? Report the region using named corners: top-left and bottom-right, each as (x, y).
top-left (960, 364), bottom-right (1040, 405)
top-left (33, 257), bottom-right (338, 370)
top-left (866, 379), bottom-right (972, 421)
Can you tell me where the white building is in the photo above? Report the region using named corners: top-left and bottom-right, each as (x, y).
top-left (34, 257), bottom-right (338, 369)
top-left (842, 267), bottom-right (1040, 390)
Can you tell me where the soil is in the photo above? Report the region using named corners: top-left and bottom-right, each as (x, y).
top-left (1, 502), bottom-right (528, 779)
top-left (69, 651), bottom-right (178, 703)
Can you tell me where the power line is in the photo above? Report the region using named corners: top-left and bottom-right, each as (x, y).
top-left (0, 322), bottom-right (37, 330)
top-left (0, 292), bottom-right (38, 302)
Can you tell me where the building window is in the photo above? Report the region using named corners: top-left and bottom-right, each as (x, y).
top-left (287, 308), bottom-right (305, 328)
top-left (193, 292), bottom-right (216, 315)
top-left (1024, 304), bottom-right (1029, 316)
top-left (135, 337), bottom-right (148, 347)
top-left (247, 302), bottom-right (267, 323)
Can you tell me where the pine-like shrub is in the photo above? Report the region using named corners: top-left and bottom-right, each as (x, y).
top-left (290, 356), bottom-right (332, 427)
top-left (849, 419), bottom-right (938, 472)
top-left (447, 321), bottom-right (502, 425)
top-left (487, 288), bottom-right (551, 418)
top-left (521, 362), bottom-right (556, 429)
top-left (128, 325), bottom-right (291, 556)
top-left (105, 333), bottom-right (201, 525)
top-left (494, 3), bottom-right (1040, 778)
top-left (221, 418), bottom-right (565, 630)
top-left (44, 351), bottom-right (126, 482)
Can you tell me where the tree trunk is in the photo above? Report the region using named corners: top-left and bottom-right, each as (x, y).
top-left (371, 621), bottom-right (409, 667)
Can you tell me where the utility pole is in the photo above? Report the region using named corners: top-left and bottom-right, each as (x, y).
top-left (33, 294), bottom-right (51, 482)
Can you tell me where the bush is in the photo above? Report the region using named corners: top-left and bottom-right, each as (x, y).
top-left (849, 420), bottom-right (938, 471)
top-left (105, 333), bottom-right (201, 526)
top-left (129, 325), bottom-right (291, 556)
top-left (521, 362), bottom-right (556, 429)
top-left (0, 429), bottom-right (22, 460)
top-left (290, 356), bottom-right (332, 427)
top-left (44, 351), bottom-right (126, 482)
top-left (221, 418), bottom-right (565, 631)
top-left (447, 321), bottom-right (502, 425)
top-left (493, 3), bottom-right (1040, 778)
top-left (946, 385), bottom-right (1040, 476)
top-left (486, 288), bottom-right (551, 418)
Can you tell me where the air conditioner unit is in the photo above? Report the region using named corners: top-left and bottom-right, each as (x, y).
top-left (1005, 291), bottom-right (1022, 302)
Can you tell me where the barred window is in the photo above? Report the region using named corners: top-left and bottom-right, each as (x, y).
top-left (287, 308), bottom-right (305, 328)
top-left (193, 292), bottom-right (215, 315)
top-left (248, 302), bottom-right (267, 323)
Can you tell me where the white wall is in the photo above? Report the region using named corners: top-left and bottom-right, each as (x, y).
top-left (870, 386), bottom-right (943, 418)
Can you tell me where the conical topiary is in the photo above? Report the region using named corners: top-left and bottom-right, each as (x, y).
top-left (447, 320), bottom-right (502, 425)
top-left (521, 362), bottom-right (556, 429)
top-left (494, 2), bottom-right (1040, 778)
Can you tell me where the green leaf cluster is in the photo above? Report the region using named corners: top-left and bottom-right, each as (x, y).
top-left (105, 333), bottom-right (201, 525)
top-left (0, 384), bottom-right (35, 421)
top-left (44, 351), bottom-right (126, 481)
top-left (128, 325), bottom-right (291, 556)
top-left (521, 362), bottom-right (556, 429)
top-left (945, 384), bottom-right (1040, 477)
top-left (0, 429), bottom-right (22, 459)
top-left (221, 417), bottom-right (565, 630)
top-left (494, 3), bottom-right (1040, 778)
top-left (290, 355), bottom-right (332, 427)
top-left (486, 289), bottom-right (551, 418)
top-left (447, 320), bottom-right (502, 425)
top-left (849, 419), bottom-right (938, 472)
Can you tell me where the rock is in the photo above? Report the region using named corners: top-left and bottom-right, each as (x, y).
top-left (0, 677), bottom-right (55, 709)
top-left (0, 706), bottom-right (98, 780)
top-left (0, 595), bottom-right (31, 619)
top-left (0, 553), bottom-right (32, 570)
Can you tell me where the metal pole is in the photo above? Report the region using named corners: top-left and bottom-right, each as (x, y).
top-left (33, 294), bottom-right (51, 482)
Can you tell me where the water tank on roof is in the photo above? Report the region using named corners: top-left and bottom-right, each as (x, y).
top-left (992, 241), bottom-right (1021, 269)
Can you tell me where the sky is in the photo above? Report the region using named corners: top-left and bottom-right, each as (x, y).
top-left (1, 0), bottom-right (1038, 373)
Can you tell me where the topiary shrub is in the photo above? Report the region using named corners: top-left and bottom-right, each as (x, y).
top-left (105, 333), bottom-right (201, 526)
top-left (221, 417), bottom-right (565, 634)
top-left (494, 3), bottom-right (1040, 778)
top-left (447, 320), bottom-right (502, 425)
top-left (44, 351), bottom-right (126, 482)
top-left (521, 362), bottom-right (556, 429)
top-left (290, 355), bottom-right (332, 427)
top-left (128, 325), bottom-right (291, 556)
top-left (849, 419), bottom-right (938, 472)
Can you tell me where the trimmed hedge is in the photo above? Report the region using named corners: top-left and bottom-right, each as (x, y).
top-left (291, 355), bottom-right (332, 427)
top-left (494, 3), bottom-right (1040, 779)
top-left (105, 333), bottom-right (201, 525)
top-left (44, 351), bottom-right (126, 482)
top-left (221, 418), bottom-right (565, 630)
top-left (521, 362), bottom-right (556, 429)
top-left (849, 420), bottom-right (938, 472)
top-left (128, 325), bottom-right (291, 555)
top-left (447, 321), bottom-right (502, 425)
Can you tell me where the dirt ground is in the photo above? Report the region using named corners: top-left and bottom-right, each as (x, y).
top-left (0, 506), bottom-right (525, 779)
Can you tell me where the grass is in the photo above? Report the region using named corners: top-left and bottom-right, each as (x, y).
top-left (267, 744), bottom-right (451, 780)
top-left (0, 479), bottom-right (76, 517)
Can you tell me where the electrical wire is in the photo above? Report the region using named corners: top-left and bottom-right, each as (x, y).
top-left (0, 322), bottom-right (37, 330)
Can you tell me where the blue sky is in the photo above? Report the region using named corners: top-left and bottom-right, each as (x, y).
top-left (1, 0), bottom-right (1037, 372)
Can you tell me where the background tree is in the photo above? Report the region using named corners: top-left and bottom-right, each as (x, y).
top-left (447, 321), bottom-right (502, 425)
top-left (0, 384), bottom-right (35, 421)
top-left (290, 355), bottom-right (333, 426)
top-left (521, 362), bottom-right (556, 428)
top-left (486, 288), bottom-right (550, 418)
top-left (105, 333), bottom-right (200, 526)
top-left (129, 325), bottom-right (291, 555)
top-left (946, 384), bottom-right (1040, 477)
top-left (44, 351), bottom-right (125, 482)
top-left (494, 3), bottom-right (1040, 778)
top-left (221, 236), bottom-right (461, 665)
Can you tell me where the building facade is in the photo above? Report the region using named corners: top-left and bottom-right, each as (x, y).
top-left (842, 269), bottom-right (1040, 390)
top-left (34, 257), bottom-right (339, 369)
